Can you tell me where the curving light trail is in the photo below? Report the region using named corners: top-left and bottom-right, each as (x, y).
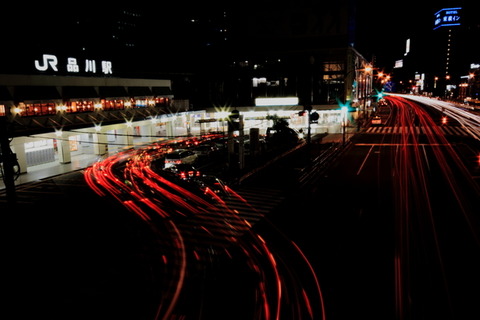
top-left (392, 94), bottom-right (480, 141)
top-left (84, 134), bottom-right (326, 319)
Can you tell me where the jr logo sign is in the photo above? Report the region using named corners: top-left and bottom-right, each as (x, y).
top-left (34, 54), bottom-right (58, 71)
top-left (34, 54), bottom-right (113, 75)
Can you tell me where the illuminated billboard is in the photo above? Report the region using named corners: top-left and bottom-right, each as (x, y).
top-left (433, 7), bottom-right (462, 30)
top-left (255, 97), bottom-right (299, 106)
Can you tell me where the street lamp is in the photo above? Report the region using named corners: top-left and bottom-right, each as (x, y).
top-left (343, 62), bottom-right (374, 128)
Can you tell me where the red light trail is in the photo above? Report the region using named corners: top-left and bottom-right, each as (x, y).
top-left (84, 134), bottom-right (326, 319)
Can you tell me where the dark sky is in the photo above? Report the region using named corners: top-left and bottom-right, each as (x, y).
top-left (354, 0), bottom-right (474, 71)
top-left (2, 1), bottom-right (475, 75)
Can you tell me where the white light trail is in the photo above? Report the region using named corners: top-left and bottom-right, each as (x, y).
top-left (390, 94), bottom-right (480, 141)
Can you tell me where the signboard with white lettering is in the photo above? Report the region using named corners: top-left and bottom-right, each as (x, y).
top-left (433, 7), bottom-right (462, 30)
top-left (34, 54), bottom-right (113, 75)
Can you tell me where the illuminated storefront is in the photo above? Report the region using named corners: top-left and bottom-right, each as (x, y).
top-left (1, 74), bottom-right (350, 174)
top-left (1, 72), bottom-right (175, 172)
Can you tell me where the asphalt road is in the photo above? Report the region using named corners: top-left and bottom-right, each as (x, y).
top-left (3, 139), bottom-right (332, 319)
top-left (264, 97), bottom-right (480, 319)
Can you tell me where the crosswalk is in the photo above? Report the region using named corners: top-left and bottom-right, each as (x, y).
top-left (365, 125), bottom-right (471, 136)
top-left (223, 185), bottom-right (286, 223)
top-left (174, 185), bottom-right (286, 248)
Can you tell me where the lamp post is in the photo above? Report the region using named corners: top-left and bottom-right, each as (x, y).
top-left (343, 62), bottom-right (373, 129)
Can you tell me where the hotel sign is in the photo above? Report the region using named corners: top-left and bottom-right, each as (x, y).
top-left (34, 54), bottom-right (113, 75)
top-left (433, 7), bottom-right (462, 30)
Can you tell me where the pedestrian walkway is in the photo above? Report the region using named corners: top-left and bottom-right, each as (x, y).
top-left (0, 153), bottom-right (102, 190)
top-left (1, 131), bottom-right (357, 191)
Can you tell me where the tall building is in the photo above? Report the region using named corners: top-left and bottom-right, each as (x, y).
top-left (185, 0), bottom-right (373, 109)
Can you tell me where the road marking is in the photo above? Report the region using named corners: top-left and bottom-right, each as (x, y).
top-left (355, 143), bottom-right (451, 146)
top-left (356, 145), bottom-right (374, 176)
top-left (364, 126), bottom-right (471, 136)
top-left (422, 145), bottom-right (431, 172)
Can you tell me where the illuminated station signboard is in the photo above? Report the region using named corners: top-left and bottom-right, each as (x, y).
top-left (34, 54), bottom-right (113, 75)
top-left (433, 7), bottom-right (462, 30)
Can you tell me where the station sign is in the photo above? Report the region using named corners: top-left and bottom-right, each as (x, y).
top-left (433, 7), bottom-right (462, 30)
top-left (34, 54), bottom-right (113, 75)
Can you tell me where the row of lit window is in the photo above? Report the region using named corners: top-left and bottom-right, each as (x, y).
top-left (11, 97), bottom-right (170, 117)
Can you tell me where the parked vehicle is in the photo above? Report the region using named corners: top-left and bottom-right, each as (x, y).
top-left (164, 149), bottom-right (198, 168)
top-left (266, 126), bottom-right (300, 146)
top-left (163, 164), bottom-right (201, 179)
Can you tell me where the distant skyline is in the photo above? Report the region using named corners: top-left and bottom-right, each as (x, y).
top-left (355, 0), bottom-right (476, 71)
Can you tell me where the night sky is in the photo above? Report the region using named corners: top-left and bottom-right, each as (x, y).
top-left (355, 0), bottom-right (478, 71)
top-left (2, 1), bottom-right (477, 76)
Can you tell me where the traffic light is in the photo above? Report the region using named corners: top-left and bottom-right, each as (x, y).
top-left (310, 111), bottom-right (319, 123)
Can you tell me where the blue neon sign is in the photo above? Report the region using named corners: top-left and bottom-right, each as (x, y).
top-left (433, 7), bottom-right (462, 30)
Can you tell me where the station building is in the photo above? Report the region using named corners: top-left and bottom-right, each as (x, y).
top-left (0, 50), bottom-right (370, 175)
top-left (0, 73), bottom-right (351, 175)
top-left (0, 68), bottom-right (177, 173)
